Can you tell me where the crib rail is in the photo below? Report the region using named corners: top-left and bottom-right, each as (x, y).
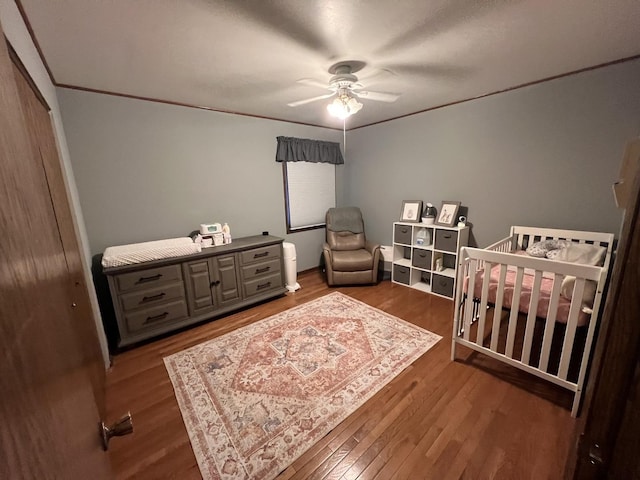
top-left (511, 226), bottom-right (614, 265)
top-left (452, 237), bottom-right (610, 417)
top-left (484, 235), bottom-right (515, 253)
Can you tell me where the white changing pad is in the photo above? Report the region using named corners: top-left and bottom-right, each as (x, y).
top-left (102, 237), bottom-right (201, 268)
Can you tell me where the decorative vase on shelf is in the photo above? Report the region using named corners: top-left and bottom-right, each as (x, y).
top-left (421, 203), bottom-right (436, 224)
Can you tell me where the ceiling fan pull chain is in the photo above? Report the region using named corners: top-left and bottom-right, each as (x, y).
top-left (343, 118), bottom-right (347, 160)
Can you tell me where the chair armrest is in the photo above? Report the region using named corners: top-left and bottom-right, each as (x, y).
top-left (322, 242), bottom-right (333, 262)
top-left (365, 241), bottom-right (380, 254)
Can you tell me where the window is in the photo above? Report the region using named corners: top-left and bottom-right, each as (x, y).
top-left (283, 161), bottom-right (335, 233)
top-left (275, 136), bottom-right (343, 234)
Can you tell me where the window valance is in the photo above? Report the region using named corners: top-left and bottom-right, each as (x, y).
top-left (275, 136), bottom-right (344, 165)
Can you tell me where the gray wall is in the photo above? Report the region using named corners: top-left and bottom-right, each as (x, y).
top-left (59, 58), bottom-right (640, 275)
top-left (344, 59), bottom-right (640, 249)
top-left (57, 89), bottom-right (343, 270)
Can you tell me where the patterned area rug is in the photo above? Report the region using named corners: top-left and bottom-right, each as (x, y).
top-left (164, 292), bottom-right (441, 479)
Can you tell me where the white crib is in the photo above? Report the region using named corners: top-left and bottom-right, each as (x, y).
top-left (452, 226), bottom-right (614, 416)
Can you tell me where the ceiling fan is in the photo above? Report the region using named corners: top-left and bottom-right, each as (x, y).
top-left (287, 61), bottom-right (401, 118)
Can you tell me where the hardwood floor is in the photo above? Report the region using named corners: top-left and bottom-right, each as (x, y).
top-left (106, 270), bottom-right (575, 479)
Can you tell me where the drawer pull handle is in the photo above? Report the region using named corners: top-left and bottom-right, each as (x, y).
top-left (137, 273), bottom-right (162, 284)
top-left (401, 228), bottom-right (408, 233)
top-left (256, 281), bottom-right (272, 291)
top-left (144, 312), bottom-right (169, 324)
top-left (255, 266), bottom-right (270, 274)
top-left (140, 292), bottom-right (166, 303)
top-left (419, 253), bottom-right (426, 258)
top-left (443, 234), bottom-right (451, 239)
top-left (253, 252), bottom-right (269, 258)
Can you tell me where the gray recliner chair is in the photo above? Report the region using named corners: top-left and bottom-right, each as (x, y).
top-left (322, 207), bottom-right (380, 286)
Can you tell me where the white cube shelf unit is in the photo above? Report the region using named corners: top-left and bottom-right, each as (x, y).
top-left (392, 222), bottom-right (469, 299)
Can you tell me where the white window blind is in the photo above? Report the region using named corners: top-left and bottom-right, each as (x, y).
top-left (285, 161), bottom-right (335, 231)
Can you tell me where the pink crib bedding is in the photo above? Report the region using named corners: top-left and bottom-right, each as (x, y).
top-left (468, 263), bottom-right (590, 327)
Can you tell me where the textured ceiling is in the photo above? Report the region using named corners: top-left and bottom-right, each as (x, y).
top-left (18, 0), bottom-right (640, 129)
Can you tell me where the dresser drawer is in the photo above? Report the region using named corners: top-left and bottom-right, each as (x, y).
top-left (119, 281), bottom-right (185, 312)
top-left (115, 264), bottom-right (183, 293)
top-left (243, 272), bottom-right (282, 298)
top-left (241, 258), bottom-right (281, 281)
top-left (124, 299), bottom-right (188, 333)
top-left (394, 224), bottom-right (412, 245)
top-left (434, 230), bottom-right (458, 253)
top-left (240, 244), bottom-right (281, 265)
top-left (432, 274), bottom-right (454, 297)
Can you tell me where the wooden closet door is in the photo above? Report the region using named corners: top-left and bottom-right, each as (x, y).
top-left (11, 51), bottom-right (106, 417)
top-left (0, 29), bottom-right (112, 480)
top-left (568, 163), bottom-right (640, 477)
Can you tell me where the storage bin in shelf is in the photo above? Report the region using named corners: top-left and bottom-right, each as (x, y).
top-left (391, 221), bottom-right (469, 300)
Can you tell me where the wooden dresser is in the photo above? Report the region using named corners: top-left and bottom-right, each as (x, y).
top-left (104, 235), bottom-right (286, 347)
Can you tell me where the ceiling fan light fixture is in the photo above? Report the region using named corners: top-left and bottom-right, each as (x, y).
top-left (327, 94), bottom-right (363, 119)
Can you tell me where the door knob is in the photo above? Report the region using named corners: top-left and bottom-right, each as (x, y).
top-left (100, 411), bottom-right (133, 450)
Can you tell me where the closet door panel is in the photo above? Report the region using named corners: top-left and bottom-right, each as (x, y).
top-left (11, 55), bottom-right (106, 415)
top-left (0, 35), bottom-right (112, 478)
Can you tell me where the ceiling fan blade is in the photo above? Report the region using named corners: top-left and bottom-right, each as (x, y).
top-left (287, 92), bottom-right (335, 107)
top-left (352, 90), bottom-right (400, 103)
top-left (297, 78), bottom-right (331, 90)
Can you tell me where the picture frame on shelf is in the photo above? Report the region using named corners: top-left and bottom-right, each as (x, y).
top-left (400, 200), bottom-right (423, 223)
top-left (435, 200), bottom-right (461, 227)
